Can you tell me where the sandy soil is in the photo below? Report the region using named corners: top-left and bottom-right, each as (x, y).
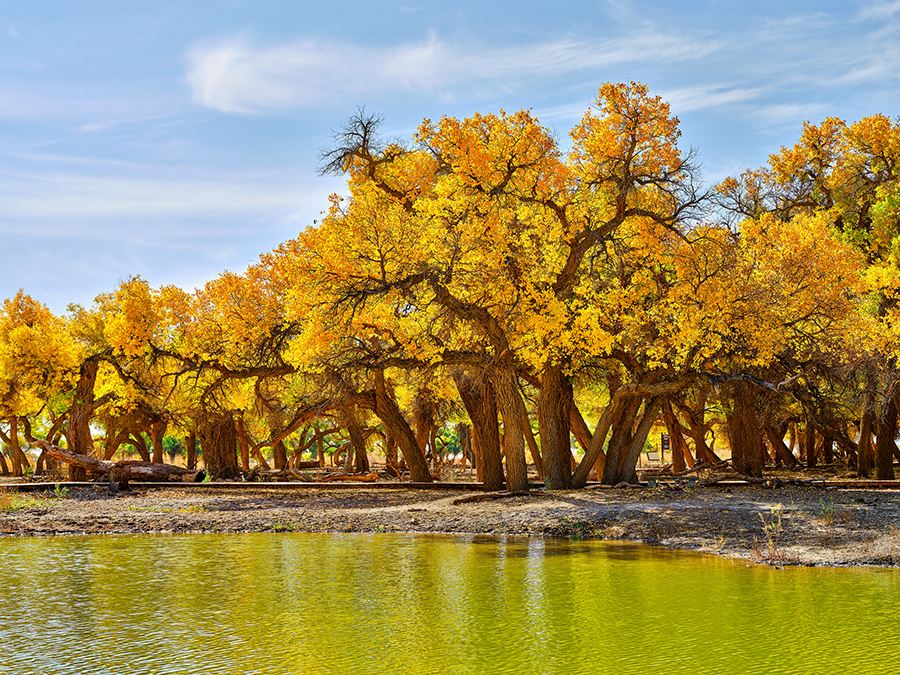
top-left (3, 478), bottom-right (900, 567)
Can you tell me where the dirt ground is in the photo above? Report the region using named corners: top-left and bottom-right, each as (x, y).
top-left (3, 476), bottom-right (900, 567)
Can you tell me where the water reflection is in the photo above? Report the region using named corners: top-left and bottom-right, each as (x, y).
top-left (1, 533), bottom-right (898, 674)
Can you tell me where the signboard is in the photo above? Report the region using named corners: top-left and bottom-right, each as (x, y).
top-left (660, 433), bottom-right (670, 451)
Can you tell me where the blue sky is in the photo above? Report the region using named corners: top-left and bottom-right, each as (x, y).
top-left (2, 0), bottom-right (900, 313)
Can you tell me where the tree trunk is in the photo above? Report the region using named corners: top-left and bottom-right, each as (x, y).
top-left (763, 423), bottom-right (800, 468)
top-left (65, 356), bottom-right (103, 481)
top-left (0, 443), bottom-right (8, 476)
top-left (201, 413), bottom-right (241, 480)
top-left (186, 431), bottom-right (198, 470)
top-left (805, 423), bottom-right (817, 470)
top-left (151, 419), bottom-right (167, 464)
top-left (875, 395), bottom-right (897, 480)
top-left (662, 400), bottom-right (693, 472)
top-left (491, 366), bottom-right (529, 492)
top-left (130, 434), bottom-right (151, 462)
top-left (342, 404), bottom-right (369, 473)
top-left (316, 430), bottom-right (326, 468)
top-left (615, 397), bottom-right (662, 484)
top-left (538, 363), bottom-right (572, 489)
top-left (571, 394), bottom-right (628, 489)
top-left (6, 417), bottom-right (23, 477)
top-left (602, 397), bottom-right (642, 485)
top-left (454, 369), bottom-right (503, 491)
top-left (728, 381), bottom-right (762, 478)
top-left (273, 439), bottom-right (289, 471)
top-left (383, 431), bottom-right (398, 472)
top-left (371, 372), bottom-right (431, 482)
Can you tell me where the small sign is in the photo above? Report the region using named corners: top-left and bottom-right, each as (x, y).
top-left (661, 433), bottom-right (670, 451)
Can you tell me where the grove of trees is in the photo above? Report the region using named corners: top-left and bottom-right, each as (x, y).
top-left (2, 82), bottom-right (898, 489)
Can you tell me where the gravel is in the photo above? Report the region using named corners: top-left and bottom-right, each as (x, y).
top-left (4, 481), bottom-right (900, 567)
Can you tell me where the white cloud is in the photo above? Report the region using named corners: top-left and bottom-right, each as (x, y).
top-left (659, 85), bottom-right (764, 113)
top-left (857, 0), bottom-right (900, 20)
top-left (186, 31), bottom-right (723, 114)
top-left (0, 162), bottom-right (339, 237)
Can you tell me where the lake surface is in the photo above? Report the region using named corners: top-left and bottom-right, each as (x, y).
top-left (1, 533), bottom-right (899, 674)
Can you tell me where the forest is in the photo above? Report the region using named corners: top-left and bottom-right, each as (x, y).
top-left (2, 81), bottom-right (899, 491)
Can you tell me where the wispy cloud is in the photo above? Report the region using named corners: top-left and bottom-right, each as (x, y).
top-left (659, 85), bottom-right (764, 113)
top-left (857, 0), bottom-right (900, 20)
top-left (186, 31), bottom-right (723, 113)
top-left (0, 161), bottom-right (339, 237)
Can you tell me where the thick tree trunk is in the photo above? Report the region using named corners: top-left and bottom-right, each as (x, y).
top-left (342, 404), bottom-right (370, 473)
top-left (0, 444), bottom-right (9, 475)
top-left (491, 366), bottom-right (529, 492)
top-left (538, 363), bottom-right (572, 489)
top-left (370, 372), bottom-right (431, 482)
top-left (7, 417), bottom-right (23, 477)
top-left (151, 419), bottom-right (167, 464)
top-left (129, 434), bottom-right (151, 462)
top-left (728, 381), bottom-right (762, 478)
top-left (273, 439), bottom-right (289, 471)
top-left (412, 392), bottom-right (435, 463)
top-left (454, 369), bottom-right (503, 491)
top-left (186, 431), bottom-right (197, 470)
top-left (201, 413), bottom-right (241, 480)
top-left (383, 431), bottom-right (398, 472)
top-left (65, 356), bottom-right (103, 481)
top-left (763, 423), bottom-right (800, 468)
top-left (805, 423), bottom-right (817, 470)
top-left (875, 395), bottom-right (897, 480)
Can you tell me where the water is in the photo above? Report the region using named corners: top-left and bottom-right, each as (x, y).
top-left (1, 534), bottom-right (899, 674)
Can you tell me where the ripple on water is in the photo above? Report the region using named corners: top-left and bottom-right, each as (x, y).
top-left (1, 534), bottom-right (899, 674)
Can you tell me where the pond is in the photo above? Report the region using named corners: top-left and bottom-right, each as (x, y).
top-left (1, 533), bottom-right (898, 674)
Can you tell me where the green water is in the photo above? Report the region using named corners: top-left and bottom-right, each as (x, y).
top-left (1, 534), bottom-right (898, 674)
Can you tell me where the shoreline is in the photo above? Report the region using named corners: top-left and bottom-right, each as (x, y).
top-left (3, 482), bottom-right (900, 567)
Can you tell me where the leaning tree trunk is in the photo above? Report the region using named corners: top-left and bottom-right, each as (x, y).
top-left (371, 372), bottom-right (431, 482)
top-left (454, 369), bottom-right (504, 491)
top-left (538, 363), bottom-right (572, 490)
top-left (727, 381), bottom-right (762, 478)
top-left (491, 366), bottom-right (529, 492)
top-left (615, 397), bottom-right (662, 484)
top-left (201, 413), bottom-right (241, 480)
top-left (602, 397), bottom-right (642, 485)
top-left (874, 394), bottom-right (897, 480)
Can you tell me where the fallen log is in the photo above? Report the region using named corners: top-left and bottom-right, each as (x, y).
top-left (319, 472), bottom-right (379, 483)
top-left (34, 442), bottom-right (204, 483)
top-left (698, 472), bottom-right (769, 486)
